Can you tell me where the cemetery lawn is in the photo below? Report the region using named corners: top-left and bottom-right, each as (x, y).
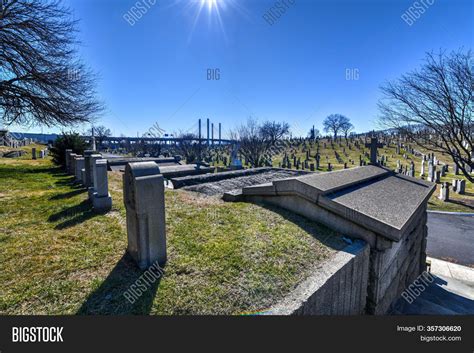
top-left (0, 158), bottom-right (346, 315)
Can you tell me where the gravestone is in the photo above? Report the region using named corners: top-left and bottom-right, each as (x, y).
top-left (31, 148), bottom-right (37, 160)
top-left (83, 150), bottom-right (95, 187)
top-left (92, 159), bottom-right (112, 212)
top-left (456, 180), bottom-right (466, 195)
top-left (39, 150), bottom-right (45, 159)
top-left (310, 163), bottom-right (315, 172)
top-left (420, 160), bottom-right (425, 177)
top-left (427, 162), bottom-right (435, 182)
top-left (434, 170), bottom-right (441, 183)
top-left (74, 157), bottom-right (85, 183)
top-left (365, 137), bottom-right (384, 165)
top-left (65, 149), bottom-right (73, 173)
top-left (452, 179), bottom-right (458, 192)
top-left (440, 164), bottom-right (446, 177)
top-left (70, 154), bottom-right (79, 177)
top-left (87, 154), bottom-right (102, 199)
top-left (124, 162), bottom-right (166, 269)
top-left (439, 182), bottom-right (449, 202)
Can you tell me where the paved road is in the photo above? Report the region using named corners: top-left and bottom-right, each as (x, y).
top-left (427, 212), bottom-right (474, 267)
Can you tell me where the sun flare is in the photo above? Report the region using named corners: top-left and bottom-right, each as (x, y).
top-left (202, 0), bottom-right (218, 11)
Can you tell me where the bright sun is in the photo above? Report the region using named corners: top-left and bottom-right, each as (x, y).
top-left (201, 0), bottom-right (218, 11)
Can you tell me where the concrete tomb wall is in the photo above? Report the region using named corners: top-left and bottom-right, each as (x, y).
top-left (226, 166), bottom-right (435, 314)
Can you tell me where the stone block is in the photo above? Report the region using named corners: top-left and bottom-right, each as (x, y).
top-left (124, 162), bottom-right (166, 270)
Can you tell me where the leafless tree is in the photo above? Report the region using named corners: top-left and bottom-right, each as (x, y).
top-left (87, 125), bottom-right (111, 147)
top-left (259, 121), bottom-right (290, 144)
top-left (323, 114), bottom-right (351, 140)
top-left (230, 118), bottom-right (271, 168)
top-left (0, 0), bottom-right (103, 127)
top-left (341, 121), bottom-right (354, 139)
top-left (175, 132), bottom-right (206, 163)
top-left (378, 49), bottom-right (473, 182)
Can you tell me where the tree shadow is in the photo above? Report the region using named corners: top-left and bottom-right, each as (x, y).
top-left (77, 252), bottom-right (162, 315)
top-left (54, 175), bottom-right (76, 185)
top-left (48, 199), bottom-right (98, 229)
top-left (446, 199), bottom-right (474, 210)
top-left (49, 188), bottom-right (87, 200)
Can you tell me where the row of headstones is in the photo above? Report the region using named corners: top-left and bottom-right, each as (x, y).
top-left (31, 148), bottom-right (48, 159)
top-left (65, 149), bottom-right (112, 212)
top-left (1, 136), bottom-right (33, 148)
top-left (439, 179), bottom-right (467, 201)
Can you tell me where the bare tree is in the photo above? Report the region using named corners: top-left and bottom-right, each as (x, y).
top-left (87, 125), bottom-right (111, 147)
top-left (0, 0), bottom-right (103, 127)
top-left (230, 118), bottom-right (270, 168)
top-left (175, 132), bottom-right (205, 163)
top-left (341, 121), bottom-right (354, 139)
top-left (259, 121), bottom-right (290, 144)
top-left (378, 49), bottom-right (473, 182)
top-left (323, 114), bottom-right (350, 140)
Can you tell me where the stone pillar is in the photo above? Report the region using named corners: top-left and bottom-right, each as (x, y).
top-left (452, 179), bottom-right (458, 192)
top-left (439, 182), bottom-right (449, 202)
top-left (40, 150), bottom-right (45, 159)
top-left (65, 149), bottom-right (73, 173)
top-left (87, 154), bottom-right (102, 198)
top-left (92, 159), bottom-right (112, 212)
top-left (70, 154), bottom-right (79, 176)
top-left (31, 148), bottom-right (37, 160)
top-left (83, 150), bottom-right (94, 187)
top-left (74, 157), bottom-right (85, 183)
top-left (124, 162), bottom-right (166, 269)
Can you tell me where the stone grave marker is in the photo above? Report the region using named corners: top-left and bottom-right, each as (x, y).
top-left (74, 157), bottom-right (85, 183)
top-left (439, 182), bottom-right (449, 202)
top-left (124, 162), bottom-right (166, 269)
top-left (92, 159), bottom-right (112, 212)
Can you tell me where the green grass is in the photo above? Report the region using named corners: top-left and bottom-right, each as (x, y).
top-left (0, 158), bottom-right (346, 315)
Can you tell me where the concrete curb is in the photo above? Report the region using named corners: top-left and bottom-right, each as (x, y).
top-left (428, 257), bottom-right (474, 284)
top-left (427, 210), bottom-right (474, 216)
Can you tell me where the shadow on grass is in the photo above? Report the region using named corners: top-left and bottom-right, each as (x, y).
top-left (54, 176), bottom-right (80, 187)
top-left (446, 199), bottom-right (474, 211)
top-left (48, 199), bottom-right (99, 229)
top-left (77, 253), bottom-right (161, 315)
top-left (49, 188), bottom-right (87, 200)
top-left (255, 202), bottom-right (347, 251)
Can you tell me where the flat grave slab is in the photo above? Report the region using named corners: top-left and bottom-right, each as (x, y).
top-left (230, 166), bottom-right (436, 241)
top-left (176, 167), bottom-right (309, 196)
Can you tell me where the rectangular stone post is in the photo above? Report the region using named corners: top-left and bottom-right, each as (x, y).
top-left (124, 162), bottom-right (166, 269)
top-left (92, 159), bottom-right (112, 212)
top-left (87, 154), bottom-right (102, 198)
top-left (83, 150), bottom-right (97, 187)
top-left (32, 148), bottom-right (37, 160)
top-left (456, 180), bottom-right (466, 195)
top-left (74, 157), bottom-right (85, 183)
top-left (65, 149), bottom-right (73, 173)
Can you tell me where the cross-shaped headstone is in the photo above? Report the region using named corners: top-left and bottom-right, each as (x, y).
top-left (365, 137), bottom-right (384, 165)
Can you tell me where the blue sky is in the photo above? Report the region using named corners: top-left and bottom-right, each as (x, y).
top-left (17, 0), bottom-right (473, 137)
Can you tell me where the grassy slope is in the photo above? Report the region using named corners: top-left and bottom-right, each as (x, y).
top-left (0, 158), bottom-right (345, 315)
